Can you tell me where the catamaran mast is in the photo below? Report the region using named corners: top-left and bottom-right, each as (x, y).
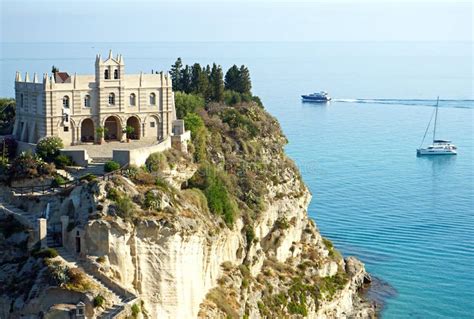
top-left (433, 96), bottom-right (439, 142)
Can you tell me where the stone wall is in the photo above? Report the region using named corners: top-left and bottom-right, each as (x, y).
top-left (113, 137), bottom-right (171, 167)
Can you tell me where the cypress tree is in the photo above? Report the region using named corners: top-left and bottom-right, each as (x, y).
top-left (180, 65), bottom-right (192, 93)
top-left (170, 58), bottom-right (183, 91)
top-left (238, 65), bottom-right (252, 94)
top-left (210, 63), bottom-right (224, 102)
top-left (224, 65), bottom-right (241, 92)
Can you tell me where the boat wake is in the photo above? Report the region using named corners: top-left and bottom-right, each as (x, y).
top-left (333, 98), bottom-right (474, 109)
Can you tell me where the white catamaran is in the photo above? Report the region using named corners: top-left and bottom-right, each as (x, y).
top-left (417, 97), bottom-right (457, 156)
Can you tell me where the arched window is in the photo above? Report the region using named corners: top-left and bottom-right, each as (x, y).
top-left (84, 95), bottom-right (91, 107)
top-left (104, 69), bottom-right (109, 79)
top-left (114, 69), bottom-right (119, 79)
top-left (130, 93), bottom-right (136, 106)
top-left (63, 96), bottom-right (70, 108)
top-left (149, 93), bottom-right (156, 105)
top-left (20, 94), bottom-right (24, 108)
top-left (108, 93), bottom-right (115, 105)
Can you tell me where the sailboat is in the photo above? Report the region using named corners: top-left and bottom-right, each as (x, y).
top-left (417, 97), bottom-right (457, 156)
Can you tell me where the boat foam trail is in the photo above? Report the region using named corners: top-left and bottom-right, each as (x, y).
top-left (332, 99), bottom-right (474, 109)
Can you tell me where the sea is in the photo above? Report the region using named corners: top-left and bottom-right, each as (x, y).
top-left (1, 42), bottom-right (473, 318)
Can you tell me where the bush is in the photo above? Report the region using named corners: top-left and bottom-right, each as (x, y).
top-left (145, 152), bottom-right (168, 172)
top-left (8, 152), bottom-right (55, 180)
top-left (104, 160), bottom-right (120, 172)
top-left (131, 303), bottom-right (140, 318)
top-left (33, 248), bottom-right (58, 259)
top-left (96, 256), bottom-right (106, 263)
top-left (115, 195), bottom-right (135, 220)
top-left (51, 175), bottom-right (67, 187)
top-left (93, 294), bottom-right (105, 308)
top-left (184, 113), bottom-right (205, 139)
top-left (189, 165), bottom-right (237, 226)
top-left (174, 91), bottom-right (205, 119)
top-left (79, 173), bottom-right (96, 182)
top-left (36, 136), bottom-right (64, 162)
top-left (54, 154), bottom-right (73, 168)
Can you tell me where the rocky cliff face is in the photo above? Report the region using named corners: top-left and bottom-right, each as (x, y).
top-left (78, 103), bottom-right (376, 318)
top-left (0, 101), bottom-right (376, 318)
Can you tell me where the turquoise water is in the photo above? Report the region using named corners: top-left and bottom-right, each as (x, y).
top-left (1, 42), bottom-right (473, 318)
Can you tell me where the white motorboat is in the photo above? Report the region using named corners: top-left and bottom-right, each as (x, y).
top-left (417, 97), bottom-right (457, 156)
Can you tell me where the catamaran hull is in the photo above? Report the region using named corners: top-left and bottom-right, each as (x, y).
top-left (417, 149), bottom-right (457, 156)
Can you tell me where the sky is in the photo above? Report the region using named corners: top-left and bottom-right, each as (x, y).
top-left (0, 0), bottom-right (472, 42)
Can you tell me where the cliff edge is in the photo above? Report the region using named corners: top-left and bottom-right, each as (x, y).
top-left (0, 101), bottom-right (376, 318)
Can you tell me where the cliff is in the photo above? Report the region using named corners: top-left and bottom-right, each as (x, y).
top-left (0, 101), bottom-right (376, 318)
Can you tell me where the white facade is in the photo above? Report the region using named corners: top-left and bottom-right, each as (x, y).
top-left (13, 51), bottom-right (176, 146)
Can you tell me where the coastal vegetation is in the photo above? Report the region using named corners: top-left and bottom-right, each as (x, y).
top-left (0, 98), bottom-right (15, 135)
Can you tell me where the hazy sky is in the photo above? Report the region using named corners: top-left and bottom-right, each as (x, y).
top-left (0, 0), bottom-right (472, 42)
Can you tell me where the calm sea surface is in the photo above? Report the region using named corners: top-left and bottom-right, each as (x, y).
top-left (1, 42), bottom-right (473, 318)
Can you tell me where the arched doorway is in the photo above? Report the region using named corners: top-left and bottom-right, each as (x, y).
top-left (150, 115), bottom-right (163, 141)
top-left (104, 116), bottom-right (121, 141)
top-left (80, 118), bottom-right (94, 142)
top-left (126, 116), bottom-right (140, 140)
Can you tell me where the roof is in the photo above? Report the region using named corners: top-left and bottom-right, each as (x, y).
top-left (54, 72), bottom-right (71, 83)
top-left (434, 139), bottom-right (451, 143)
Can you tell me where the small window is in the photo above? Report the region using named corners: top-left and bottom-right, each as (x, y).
top-left (114, 69), bottom-right (119, 79)
top-left (63, 96), bottom-right (70, 108)
top-left (78, 309), bottom-right (84, 315)
top-left (109, 93), bottom-right (115, 105)
top-left (130, 93), bottom-right (136, 106)
top-left (104, 69), bottom-right (109, 79)
top-left (149, 93), bottom-right (156, 105)
top-left (64, 126), bottom-right (69, 132)
top-left (20, 94), bottom-right (24, 108)
top-left (84, 95), bottom-right (91, 107)
top-left (150, 122), bottom-right (155, 128)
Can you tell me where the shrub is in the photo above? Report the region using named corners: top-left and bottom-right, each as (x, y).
top-left (245, 225), bottom-right (256, 246)
top-left (93, 294), bottom-right (105, 308)
top-left (33, 248), bottom-right (58, 259)
top-left (80, 173), bottom-right (96, 182)
top-left (184, 113), bottom-right (205, 139)
top-left (115, 195), bottom-right (135, 220)
top-left (189, 165), bottom-right (237, 226)
top-left (8, 152), bottom-right (55, 180)
top-left (131, 303), bottom-right (141, 318)
top-left (174, 91), bottom-right (205, 118)
top-left (51, 175), bottom-right (67, 187)
top-left (104, 160), bottom-right (120, 172)
top-left (107, 188), bottom-right (120, 201)
top-left (145, 152), bottom-right (168, 172)
top-left (96, 256), bottom-right (106, 263)
top-left (54, 154), bottom-right (73, 168)
top-left (36, 136), bottom-right (64, 162)
top-left (143, 190), bottom-right (161, 210)
top-left (132, 170), bottom-right (156, 185)
top-left (66, 268), bottom-right (92, 292)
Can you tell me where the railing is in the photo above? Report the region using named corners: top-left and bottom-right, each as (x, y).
top-left (10, 165), bottom-right (129, 196)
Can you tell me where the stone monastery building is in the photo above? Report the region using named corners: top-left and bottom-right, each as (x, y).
top-left (13, 51), bottom-right (176, 146)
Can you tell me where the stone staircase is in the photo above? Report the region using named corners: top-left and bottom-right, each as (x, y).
top-left (0, 199), bottom-right (38, 228)
top-left (55, 247), bottom-right (132, 319)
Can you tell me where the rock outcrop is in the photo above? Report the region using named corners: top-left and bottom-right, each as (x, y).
top-left (0, 101), bottom-right (376, 318)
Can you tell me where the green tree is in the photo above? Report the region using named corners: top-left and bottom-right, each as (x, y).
top-left (191, 63), bottom-right (209, 97)
top-left (174, 92), bottom-right (205, 119)
top-left (209, 63), bottom-right (224, 102)
top-left (224, 65), bottom-right (241, 92)
top-left (180, 65), bottom-right (192, 93)
top-left (184, 113), bottom-right (205, 139)
top-left (170, 58), bottom-right (183, 91)
top-left (238, 65), bottom-right (252, 94)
